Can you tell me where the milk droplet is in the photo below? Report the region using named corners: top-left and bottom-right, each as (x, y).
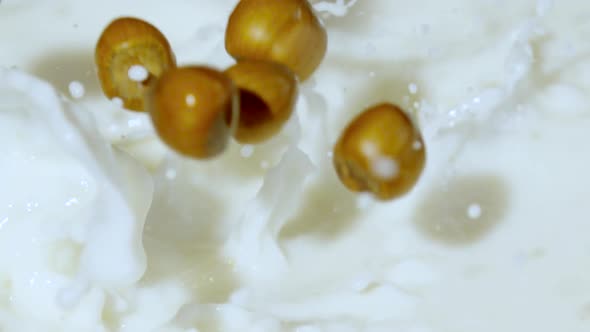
top-left (371, 156), bottom-right (399, 180)
top-left (467, 203), bottom-right (482, 219)
top-left (240, 145), bottom-right (254, 158)
top-left (185, 94), bottom-right (196, 106)
top-left (111, 97), bottom-right (124, 107)
top-left (128, 65), bottom-right (149, 82)
top-left (68, 81), bottom-right (85, 99)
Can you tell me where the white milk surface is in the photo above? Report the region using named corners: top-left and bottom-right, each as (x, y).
top-left (1, 0), bottom-right (590, 331)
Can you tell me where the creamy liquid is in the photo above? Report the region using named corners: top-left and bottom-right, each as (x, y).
top-left (1, 0), bottom-right (590, 331)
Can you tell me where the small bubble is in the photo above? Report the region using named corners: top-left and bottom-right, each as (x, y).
top-left (260, 160), bottom-right (270, 169)
top-left (408, 83), bottom-right (418, 94)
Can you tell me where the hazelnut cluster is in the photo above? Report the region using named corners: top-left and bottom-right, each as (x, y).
top-left (94, 0), bottom-right (426, 201)
top-left (95, 0), bottom-right (325, 157)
